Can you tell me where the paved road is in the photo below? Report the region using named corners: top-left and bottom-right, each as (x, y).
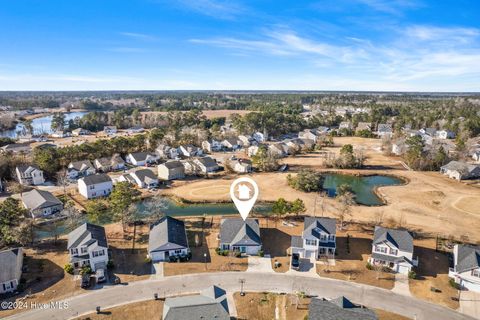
top-left (4, 272), bottom-right (475, 320)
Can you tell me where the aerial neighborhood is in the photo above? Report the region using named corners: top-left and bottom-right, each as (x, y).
top-left (0, 92), bottom-right (480, 320)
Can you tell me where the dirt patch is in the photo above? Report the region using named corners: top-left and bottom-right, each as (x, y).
top-left (73, 299), bottom-right (164, 320)
top-left (453, 196), bottom-right (480, 215)
top-left (163, 217), bottom-right (248, 276)
top-left (409, 238), bottom-right (460, 309)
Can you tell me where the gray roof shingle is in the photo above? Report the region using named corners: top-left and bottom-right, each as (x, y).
top-left (220, 218), bottom-right (261, 246)
top-left (22, 189), bottom-right (63, 211)
top-left (80, 174), bottom-right (112, 186)
top-left (148, 216), bottom-right (189, 253)
top-left (456, 244), bottom-right (480, 273)
top-left (303, 217), bottom-right (336, 238)
top-left (373, 226), bottom-right (413, 253)
top-left (0, 248), bottom-right (23, 284)
top-left (308, 297), bottom-right (377, 320)
top-left (67, 223), bottom-right (108, 249)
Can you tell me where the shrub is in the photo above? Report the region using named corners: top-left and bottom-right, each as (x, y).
top-left (287, 169), bottom-right (324, 192)
top-left (144, 257), bottom-right (152, 264)
top-left (64, 263), bottom-right (74, 275)
top-left (258, 250), bottom-right (264, 257)
top-left (408, 270), bottom-right (417, 279)
top-left (234, 251), bottom-right (242, 258)
top-left (107, 260), bottom-right (115, 269)
top-left (366, 262), bottom-right (373, 270)
top-left (449, 278), bottom-right (461, 290)
top-left (80, 265), bottom-right (92, 275)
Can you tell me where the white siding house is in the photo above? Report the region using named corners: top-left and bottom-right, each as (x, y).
top-left (148, 216), bottom-right (190, 262)
top-left (78, 174), bottom-right (113, 199)
top-left (0, 248), bottom-right (23, 294)
top-left (449, 244), bottom-right (480, 292)
top-left (22, 189), bottom-right (63, 218)
top-left (219, 218), bottom-right (262, 255)
top-left (67, 223), bottom-right (108, 272)
top-left (16, 165), bottom-right (45, 186)
top-left (291, 217), bottom-right (336, 260)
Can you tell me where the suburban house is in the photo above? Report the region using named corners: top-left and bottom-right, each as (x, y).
top-left (201, 140), bottom-right (222, 153)
top-left (356, 122), bottom-right (372, 133)
top-left (1, 143), bottom-right (32, 154)
top-left (51, 131), bottom-right (71, 138)
top-left (368, 226), bottom-right (418, 275)
top-left (420, 127), bottom-right (437, 137)
top-left (94, 154), bottom-right (125, 172)
top-left (308, 296), bottom-right (377, 320)
top-left (71, 128), bottom-right (90, 136)
top-left (103, 126), bottom-right (117, 135)
top-left (124, 169), bottom-right (159, 189)
top-left (473, 151), bottom-right (480, 164)
top-left (298, 129), bottom-right (320, 142)
top-left (16, 164), bottom-right (45, 186)
top-left (148, 216), bottom-right (190, 262)
top-left (78, 174), bottom-right (113, 199)
top-left (339, 121), bottom-right (353, 131)
top-left (247, 145), bottom-right (260, 157)
top-left (229, 159), bottom-right (252, 173)
top-left (268, 143), bottom-right (288, 157)
top-left (179, 145), bottom-right (203, 157)
top-left (126, 126), bottom-right (144, 134)
top-left (0, 248), bottom-right (24, 294)
top-left (22, 189), bottom-right (63, 218)
top-left (158, 161), bottom-right (185, 180)
top-left (221, 137), bottom-right (242, 151)
top-left (68, 160), bottom-right (96, 179)
top-left (67, 223), bottom-right (108, 271)
top-left (252, 131), bottom-right (266, 142)
top-left (291, 217), bottom-right (337, 260)
top-left (156, 144), bottom-right (179, 159)
top-left (126, 152), bottom-right (158, 166)
top-left (163, 285), bottom-right (230, 320)
top-left (376, 123), bottom-right (393, 138)
top-left (219, 218), bottom-right (262, 255)
top-left (436, 129), bottom-right (455, 139)
top-left (440, 161), bottom-right (480, 180)
top-left (238, 135), bottom-right (252, 147)
top-left (449, 244), bottom-right (480, 292)
top-left (391, 138), bottom-right (408, 156)
top-left (193, 156), bottom-right (219, 174)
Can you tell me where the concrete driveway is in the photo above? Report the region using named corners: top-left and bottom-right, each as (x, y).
top-left (392, 273), bottom-right (411, 296)
top-left (459, 291), bottom-right (480, 319)
top-left (4, 272), bottom-right (476, 320)
top-left (150, 262), bottom-right (164, 279)
top-left (247, 255), bottom-right (273, 273)
top-left (287, 258), bottom-right (319, 278)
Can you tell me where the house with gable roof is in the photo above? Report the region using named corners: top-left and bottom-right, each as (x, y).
top-left (368, 226), bottom-right (418, 274)
top-left (449, 244), bottom-right (480, 292)
top-left (67, 223), bottom-right (108, 271)
top-left (219, 218), bottom-right (261, 255)
top-left (308, 296), bottom-right (377, 320)
top-left (148, 216), bottom-right (190, 262)
top-left (291, 217), bottom-right (337, 260)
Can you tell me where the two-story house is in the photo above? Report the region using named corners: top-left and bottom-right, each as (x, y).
top-left (368, 226), bottom-right (418, 275)
top-left (67, 223), bottom-right (108, 271)
top-left (78, 174), bottom-right (113, 199)
top-left (22, 189), bottom-right (63, 218)
top-left (201, 140), bottom-right (222, 153)
top-left (291, 217), bottom-right (337, 260)
top-left (15, 165), bottom-right (45, 186)
top-left (0, 248), bottom-right (23, 294)
top-left (449, 244), bottom-right (480, 292)
top-left (193, 157), bottom-right (219, 174)
top-left (158, 161), bottom-right (185, 180)
top-left (219, 218), bottom-right (261, 255)
top-left (156, 144), bottom-right (179, 160)
top-left (94, 154), bottom-right (125, 172)
top-left (126, 152), bottom-right (158, 166)
top-left (148, 216), bottom-right (190, 262)
top-left (68, 160), bottom-right (96, 179)
top-left (122, 169), bottom-right (159, 189)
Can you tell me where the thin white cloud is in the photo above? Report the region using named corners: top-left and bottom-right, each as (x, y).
top-left (120, 32), bottom-right (158, 41)
top-left (171, 0), bottom-right (246, 20)
top-left (356, 0), bottom-right (422, 14)
top-left (405, 25), bottom-right (479, 43)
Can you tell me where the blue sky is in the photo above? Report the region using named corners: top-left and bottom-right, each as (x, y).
top-left (0, 0), bottom-right (479, 91)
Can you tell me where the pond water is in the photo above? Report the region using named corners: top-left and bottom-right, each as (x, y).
top-left (33, 198), bottom-right (272, 240)
top-left (0, 111), bottom-right (88, 138)
top-left (322, 173), bottom-right (404, 206)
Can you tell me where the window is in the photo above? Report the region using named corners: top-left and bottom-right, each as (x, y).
top-left (305, 239), bottom-right (316, 246)
top-left (81, 247), bottom-right (88, 254)
top-left (174, 249), bottom-right (182, 254)
top-left (328, 235), bottom-right (335, 241)
top-left (472, 269), bottom-right (480, 278)
top-left (89, 185), bottom-right (95, 190)
top-left (71, 248), bottom-right (78, 255)
top-left (320, 235), bottom-right (327, 241)
top-left (389, 248), bottom-right (398, 256)
top-left (375, 246), bottom-right (387, 254)
top-left (93, 250), bottom-right (105, 257)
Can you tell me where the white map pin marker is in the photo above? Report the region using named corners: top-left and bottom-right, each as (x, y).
top-left (230, 177), bottom-right (259, 221)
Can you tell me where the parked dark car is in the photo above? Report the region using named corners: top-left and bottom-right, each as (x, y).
top-left (291, 253), bottom-right (300, 270)
top-left (81, 274), bottom-right (91, 288)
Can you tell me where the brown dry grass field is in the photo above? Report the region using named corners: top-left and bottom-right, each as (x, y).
top-left (74, 299), bottom-right (164, 320)
top-left (234, 292), bottom-right (409, 320)
top-left (164, 136), bottom-right (480, 243)
top-left (163, 217), bottom-right (248, 276)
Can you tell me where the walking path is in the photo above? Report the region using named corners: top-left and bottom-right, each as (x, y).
top-left (392, 273), bottom-right (412, 296)
top-left (4, 272), bottom-right (475, 320)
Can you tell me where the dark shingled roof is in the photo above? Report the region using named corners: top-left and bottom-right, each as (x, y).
top-left (132, 169), bottom-right (158, 183)
top-left (303, 217), bottom-right (336, 238)
top-left (162, 161), bottom-right (184, 169)
top-left (373, 226), bottom-right (413, 253)
top-left (148, 216), bottom-right (189, 253)
top-left (16, 164), bottom-right (41, 174)
top-left (68, 223), bottom-right (108, 249)
top-left (80, 174), bottom-right (112, 186)
top-left (308, 297), bottom-right (377, 320)
top-left (455, 244), bottom-right (480, 273)
top-left (129, 152), bottom-right (149, 162)
top-left (220, 218), bottom-right (261, 246)
top-left (69, 160), bottom-right (95, 171)
top-left (291, 235), bottom-right (303, 248)
top-left (0, 248), bottom-right (23, 284)
top-left (195, 156), bottom-right (218, 168)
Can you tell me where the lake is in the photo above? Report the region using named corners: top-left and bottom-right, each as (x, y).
top-left (33, 198), bottom-right (272, 240)
top-left (322, 173), bottom-right (404, 206)
top-left (0, 111), bottom-right (88, 138)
